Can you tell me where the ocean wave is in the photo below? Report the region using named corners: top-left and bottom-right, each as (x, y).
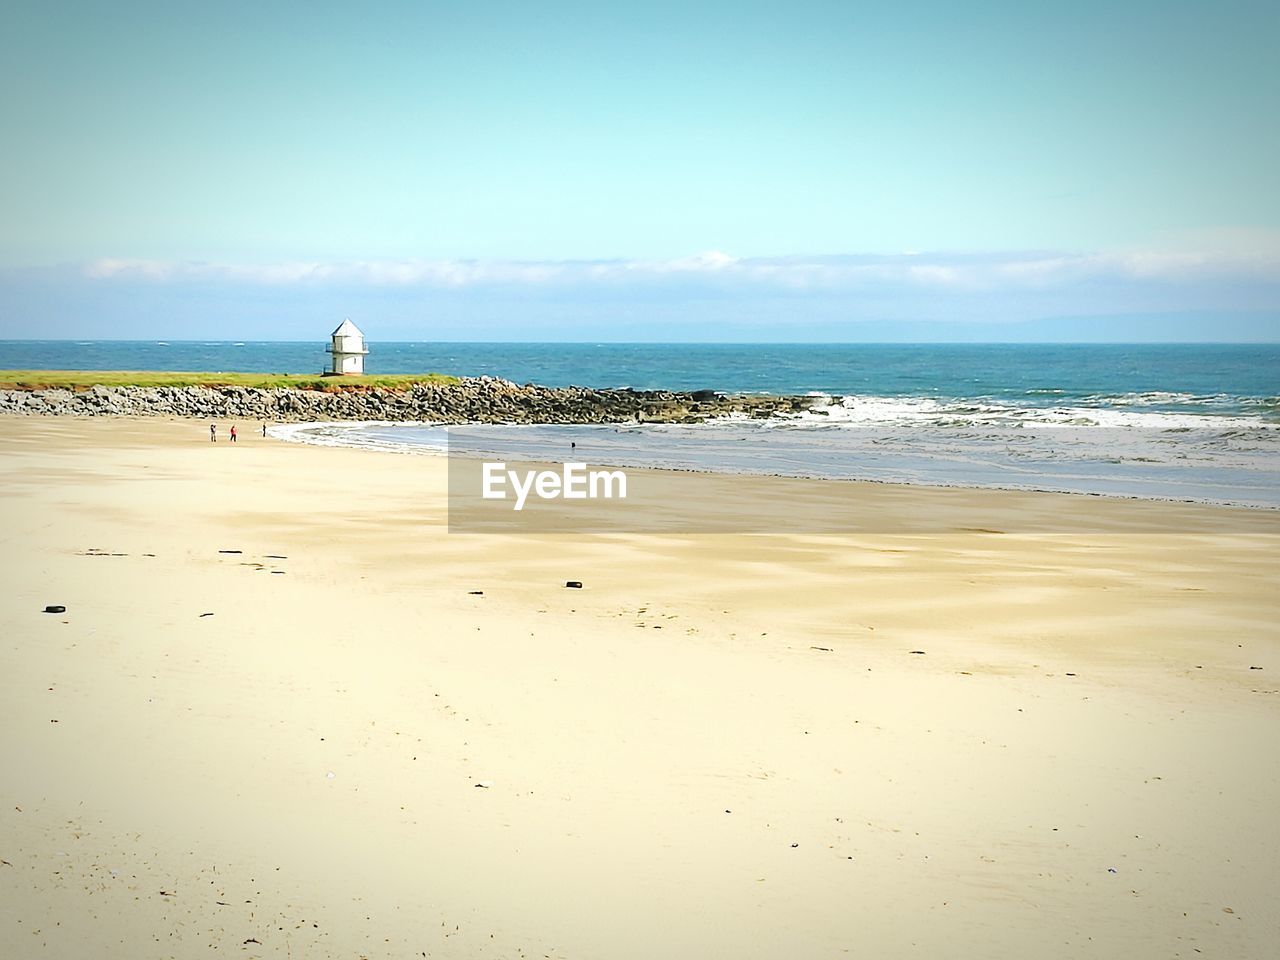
top-left (799, 394), bottom-right (1277, 431)
top-left (1075, 390), bottom-right (1235, 407)
top-left (1242, 396), bottom-right (1280, 413)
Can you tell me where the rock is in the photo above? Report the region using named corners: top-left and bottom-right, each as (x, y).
top-left (2, 380), bottom-right (819, 426)
top-left (42, 605), bottom-right (66, 614)
top-left (565, 581), bottom-right (583, 589)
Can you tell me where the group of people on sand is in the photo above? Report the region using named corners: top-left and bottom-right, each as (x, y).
top-left (210, 423), bottom-right (267, 443)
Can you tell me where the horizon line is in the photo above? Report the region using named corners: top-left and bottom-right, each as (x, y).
top-left (2, 338), bottom-right (1277, 347)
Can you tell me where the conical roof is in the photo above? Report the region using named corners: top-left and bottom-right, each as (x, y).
top-left (331, 318), bottom-right (364, 338)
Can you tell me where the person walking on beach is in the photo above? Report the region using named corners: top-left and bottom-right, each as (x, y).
top-left (262, 422), bottom-right (267, 437)
top-left (230, 425), bottom-right (237, 443)
top-left (210, 424), bottom-right (216, 443)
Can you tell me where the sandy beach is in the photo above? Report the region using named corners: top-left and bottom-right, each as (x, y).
top-left (2, 415), bottom-right (1278, 959)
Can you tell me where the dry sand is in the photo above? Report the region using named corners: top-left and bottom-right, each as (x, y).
top-left (2, 416), bottom-right (1278, 959)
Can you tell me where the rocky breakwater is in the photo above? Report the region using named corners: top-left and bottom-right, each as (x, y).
top-left (0, 378), bottom-right (818, 424)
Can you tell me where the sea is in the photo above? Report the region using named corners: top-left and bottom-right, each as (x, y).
top-left (6, 340), bottom-right (1279, 508)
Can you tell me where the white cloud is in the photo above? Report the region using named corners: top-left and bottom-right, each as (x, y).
top-left (81, 245), bottom-right (1280, 292)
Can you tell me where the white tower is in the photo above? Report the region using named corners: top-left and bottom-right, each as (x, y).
top-left (326, 319), bottom-right (368, 375)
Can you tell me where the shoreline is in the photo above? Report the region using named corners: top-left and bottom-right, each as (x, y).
top-left (6, 410), bottom-right (1279, 528)
top-left (270, 418), bottom-right (1280, 513)
top-left (3, 408), bottom-right (1273, 513)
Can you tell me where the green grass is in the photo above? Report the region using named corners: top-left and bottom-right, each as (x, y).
top-left (0, 370), bottom-right (460, 391)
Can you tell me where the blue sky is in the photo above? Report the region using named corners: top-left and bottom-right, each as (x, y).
top-left (1, 0), bottom-right (1277, 340)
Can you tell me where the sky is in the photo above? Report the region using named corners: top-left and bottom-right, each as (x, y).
top-left (1, 0), bottom-right (1277, 341)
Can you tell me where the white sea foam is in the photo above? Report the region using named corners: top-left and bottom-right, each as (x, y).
top-left (268, 421), bottom-right (448, 454)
